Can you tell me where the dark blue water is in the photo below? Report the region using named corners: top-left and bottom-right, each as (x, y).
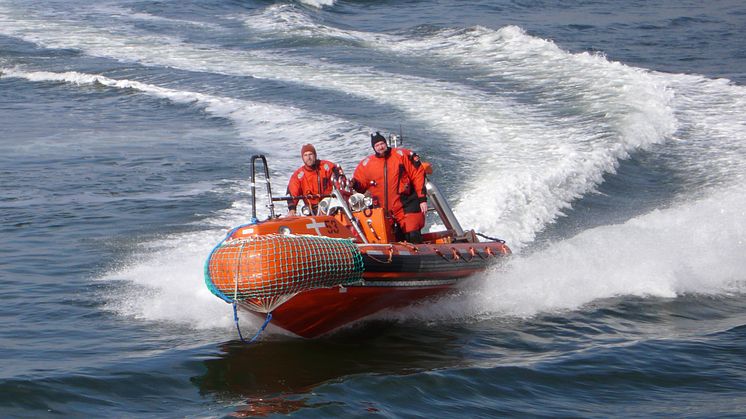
top-left (2, 0), bottom-right (745, 417)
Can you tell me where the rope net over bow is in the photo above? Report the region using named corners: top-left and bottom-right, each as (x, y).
top-left (205, 234), bottom-right (364, 312)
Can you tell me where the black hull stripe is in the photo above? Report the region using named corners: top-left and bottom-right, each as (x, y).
top-left (362, 253), bottom-right (499, 274)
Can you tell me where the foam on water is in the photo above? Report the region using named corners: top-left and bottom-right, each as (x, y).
top-left (664, 74), bottom-right (746, 189)
top-left (0, 3), bottom-right (526, 160)
top-left (245, 4), bottom-right (399, 44)
top-left (491, 189), bottom-right (746, 312)
top-left (98, 229), bottom-right (241, 329)
top-left (295, 0), bottom-right (336, 9)
top-left (87, 4), bottom-right (222, 30)
top-left (0, 66), bottom-right (365, 177)
top-left (394, 187), bottom-right (746, 323)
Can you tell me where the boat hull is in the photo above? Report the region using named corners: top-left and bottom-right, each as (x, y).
top-left (206, 216), bottom-right (511, 338)
top-left (240, 246), bottom-right (501, 338)
top-left (242, 278), bottom-right (458, 338)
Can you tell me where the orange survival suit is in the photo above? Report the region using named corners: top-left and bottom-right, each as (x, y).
top-left (352, 146), bottom-right (427, 238)
top-left (286, 159), bottom-right (340, 213)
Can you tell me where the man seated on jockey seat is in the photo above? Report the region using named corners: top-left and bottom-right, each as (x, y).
top-left (286, 143), bottom-right (342, 216)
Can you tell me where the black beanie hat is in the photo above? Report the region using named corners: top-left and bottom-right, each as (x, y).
top-left (371, 132), bottom-right (387, 149)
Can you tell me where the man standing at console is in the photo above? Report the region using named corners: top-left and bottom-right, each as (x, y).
top-left (352, 132), bottom-right (428, 243)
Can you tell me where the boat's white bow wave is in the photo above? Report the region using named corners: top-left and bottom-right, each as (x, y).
top-left (392, 187), bottom-right (746, 322)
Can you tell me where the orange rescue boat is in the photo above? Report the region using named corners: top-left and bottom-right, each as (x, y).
top-left (205, 155), bottom-right (510, 338)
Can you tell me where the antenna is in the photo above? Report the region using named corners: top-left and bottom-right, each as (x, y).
top-left (388, 124), bottom-right (404, 148)
top-left (389, 132), bottom-right (398, 148)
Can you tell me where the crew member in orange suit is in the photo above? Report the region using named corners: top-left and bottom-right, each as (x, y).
top-left (352, 132), bottom-right (428, 243)
top-left (286, 143), bottom-right (341, 216)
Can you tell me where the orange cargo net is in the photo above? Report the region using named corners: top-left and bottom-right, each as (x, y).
top-left (205, 234), bottom-right (364, 312)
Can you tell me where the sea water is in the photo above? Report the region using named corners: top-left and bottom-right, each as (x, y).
top-left (1, 0), bottom-right (745, 417)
